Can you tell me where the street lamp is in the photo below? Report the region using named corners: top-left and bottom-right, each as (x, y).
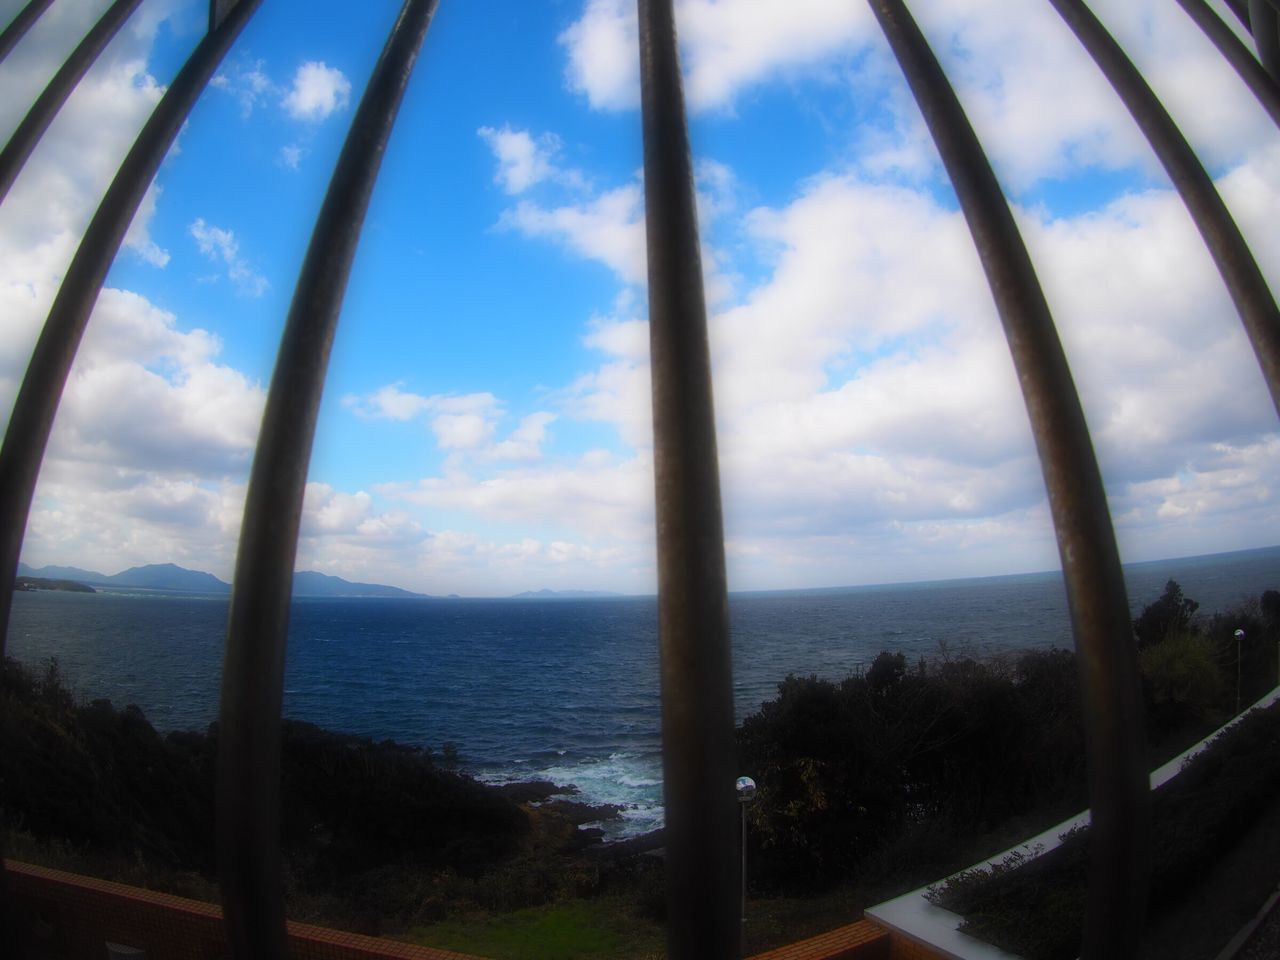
top-left (736, 775), bottom-right (757, 951)
top-left (1234, 628), bottom-right (1245, 715)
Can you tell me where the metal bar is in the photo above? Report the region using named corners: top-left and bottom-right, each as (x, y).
top-left (1048, 0), bottom-right (1280, 419)
top-left (210, 0), bottom-right (241, 31)
top-left (1250, 0), bottom-right (1280, 79)
top-left (0, 1), bottom-right (260, 950)
top-left (0, 0), bottom-right (263, 659)
top-left (0, 0), bottom-right (145, 206)
top-left (0, 0), bottom-right (53, 65)
top-left (1176, 0), bottom-right (1280, 127)
top-left (636, 2), bottom-right (740, 958)
top-left (215, 2), bottom-right (438, 957)
top-left (866, 3), bottom-right (1149, 957)
top-left (1224, 0), bottom-right (1252, 28)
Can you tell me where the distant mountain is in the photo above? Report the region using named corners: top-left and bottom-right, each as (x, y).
top-left (106, 563), bottom-right (231, 593)
top-left (18, 562), bottom-right (108, 583)
top-left (292, 571), bottom-right (425, 598)
top-left (17, 561), bottom-right (423, 598)
top-left (511, 589), bottom-right (625, 599)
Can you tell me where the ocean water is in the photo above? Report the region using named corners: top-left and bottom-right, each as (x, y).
top-left (7, 546), bottom-right (1278, 837)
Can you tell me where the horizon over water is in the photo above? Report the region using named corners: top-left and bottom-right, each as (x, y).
top-left (8, 544), bottom-right (1279, 838)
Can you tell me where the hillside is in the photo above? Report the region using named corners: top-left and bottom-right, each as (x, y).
top-left (17, 562), bottom-right (423, 598)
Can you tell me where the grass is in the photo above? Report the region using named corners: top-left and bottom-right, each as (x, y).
top-left (402, 886), bottom-right (885, 959)
top-left (404, 898), bottom-right (666, 960)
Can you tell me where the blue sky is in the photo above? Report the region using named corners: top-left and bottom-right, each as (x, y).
top-left (2, 0), bottom-right (1278, 596)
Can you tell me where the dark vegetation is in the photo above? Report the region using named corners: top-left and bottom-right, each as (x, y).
top-left (0, 657), bottom-right (630, 935)
top-left (918, 584), bottom-right (1280, 960)
top-left (930, 703), bottom-right (1280, 960)
top-left (0, 582), bottom-right (1275, 957)
top-left (13, 577), bottom-right (94, 593)
top-left (735, 583), bottom-right (1279, 900)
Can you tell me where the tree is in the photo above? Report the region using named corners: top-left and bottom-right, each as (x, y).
top-left (1133, 580), bottom-right (1199, 650)
top-left (1260, 589), bottom-right (1280, 626)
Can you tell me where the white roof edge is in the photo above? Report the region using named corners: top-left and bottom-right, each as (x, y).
top-left (862, 684), bottom-right (1280, 960)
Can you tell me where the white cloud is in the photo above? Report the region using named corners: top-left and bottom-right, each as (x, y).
top-left (432, 412), bottom-right (495, 450)
top-left (559, 0), bottom-right (640, 111)
top-left (282, 61), bottom-right (352, 122)
top-left (211, 58), bottom-right (277, 117)
top-left (279, 143), bottom-right (304, 169)
top-left (477, 125), bottom-right (560, 194)
top-left (458, 138), bottom-right (1277, 588)
top-left (343, 387), bottom-right (542, 456)
top-left (125, 182), bottom-right (170, 267)
top-left (215, 56), bottom-right (354, 128)
top-left (501, 184), bottom-right (646, 284)
top-left (344, 383), bottom-right (434, 421)
top-left (560, 0), bottom-right (872, 112)
top-left (383, 452), bottom-right (654, 545)
top-left (485, 412), bottom-right (558, 462)
top-left (56, 289), bottom-right (266, 477)
top-left (9, 0), bottom-right (1280, 594)
top-left (188, 218), bottom-right (269, 297)
top-left (558, 0), bottom-right (1276, 190)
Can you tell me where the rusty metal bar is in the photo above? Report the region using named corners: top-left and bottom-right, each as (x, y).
top-left (636, 1), bottom-right (740, 957)
top-left (1250, 0), bottom-right (1280, 79)
top-left (1048, 0), bottom-right (1280, 418)
top-left (1176, 0), bottom-right (1280, 126)
top-left (0, 0), bottom-right (145, 206)
top-left (867, 2), bottom-right (1149, 957)
top-left (0, 0), bottom-right (53, 65)
top-left (215, 2), bottom-right (438, 957)
top-left (0, 0), bottom-right (262, 663)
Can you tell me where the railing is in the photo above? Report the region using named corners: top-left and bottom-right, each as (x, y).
top-left (0, 2), bottom-right (1277, 958)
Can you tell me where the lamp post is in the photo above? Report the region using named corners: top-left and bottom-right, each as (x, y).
top-left (1234, 628), bottom-right (1245, 715)
top-left (736, 775), bottom-right (757, 952)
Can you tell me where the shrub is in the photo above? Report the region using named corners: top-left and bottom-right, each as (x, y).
top-left (1133, 580), bottom-right (1200, 650)
top-left (1140, 630), bottom-right (1225, 724)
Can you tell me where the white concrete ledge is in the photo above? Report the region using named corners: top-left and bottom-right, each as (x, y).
top-left (865, 686), bottom-right (1280, 960)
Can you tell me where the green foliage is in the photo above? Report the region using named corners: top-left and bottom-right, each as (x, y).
top-left (1202, 602), bottom-right (1276, 709)
top-left (1140, 630), bottom-right (1225, 725)
top-left (1261, 589), bottom-right (1280, 625)
top-left (736, 647), bottom-right (1087, 892)
top-left (1133, 580), bottom-right (1200, 650)
top-left (408, 898), bottom-right (665, 960)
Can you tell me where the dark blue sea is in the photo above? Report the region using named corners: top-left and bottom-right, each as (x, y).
top-left (7, 546), bottom-right (1278, 837)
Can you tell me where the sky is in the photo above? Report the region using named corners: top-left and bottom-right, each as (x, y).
top-left (1, 0), bottom-right (1278, 597)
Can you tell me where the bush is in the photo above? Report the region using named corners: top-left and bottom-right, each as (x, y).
top-left (0, 656), bottom-right (528, 891)
top-left (735, 648), bottom-right (1087, 892)
top-left (1140, 630), bottom-right (1226, 726)
top-left (1133, 580), bottom-right (1200, 650)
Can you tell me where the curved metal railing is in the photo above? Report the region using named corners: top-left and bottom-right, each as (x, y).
top-left (1, 2), bottom-right (1278, 957)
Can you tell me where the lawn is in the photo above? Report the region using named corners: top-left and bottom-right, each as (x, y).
top-left (405, 897), bottom-right (666, 960)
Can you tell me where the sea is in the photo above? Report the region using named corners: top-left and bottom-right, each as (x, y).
top-left (6, 545), bottom-right (1278, 838)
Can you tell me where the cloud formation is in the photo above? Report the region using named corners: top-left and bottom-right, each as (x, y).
top-left (6, 0), bottom-right (1278, 594)
top-left (189, 218), bottom-right (269, 297)
top-left (477, 125), bottom-right (560, 194)
top-left (343, 386), bottom-right (557, 462)
top-left (282, 61), bottom-right (352, 122)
